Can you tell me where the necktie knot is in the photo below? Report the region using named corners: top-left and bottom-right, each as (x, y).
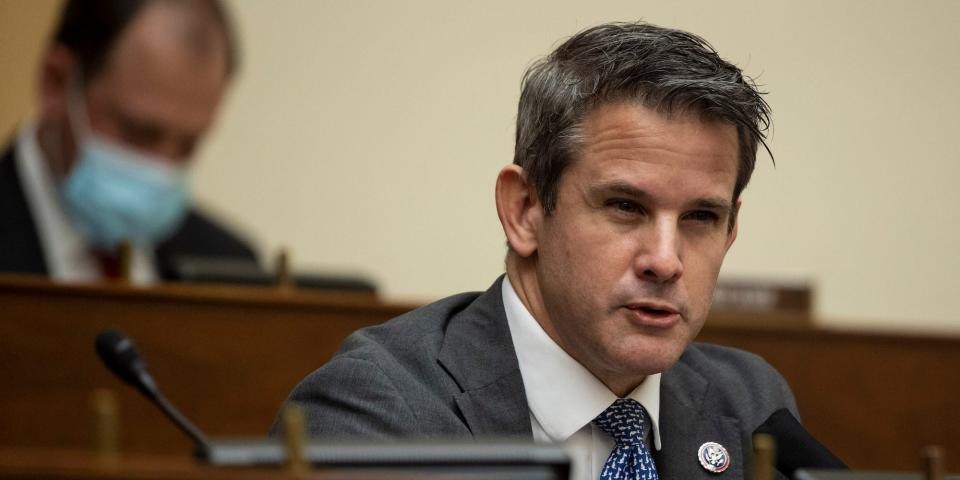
top-left (593, 398), bottom-right (648, 446)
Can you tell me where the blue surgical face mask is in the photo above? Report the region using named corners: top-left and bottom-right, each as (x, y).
top-left (60, 84), bottom-right (189, 250)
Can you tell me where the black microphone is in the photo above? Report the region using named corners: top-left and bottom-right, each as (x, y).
top-left (753, 408), bottom-right (847, 478)
top-left (94, 329), bottom-right (211, 455)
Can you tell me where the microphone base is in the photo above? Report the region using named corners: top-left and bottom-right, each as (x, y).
top-left (200, 438), bottom-right (569, 478)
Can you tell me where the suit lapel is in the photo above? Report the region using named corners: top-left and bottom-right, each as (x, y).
top-left (437, 276), bottom-right (532, 438)
top-left (0, 144), bottom-right (48, 274)
top-left (452, 369), bottom-right (531, 437)
top-left (655, 358), bottom-right (748, 480)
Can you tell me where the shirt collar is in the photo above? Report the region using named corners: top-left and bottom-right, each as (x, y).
top-left (501, 275), bottom-right (662, 450)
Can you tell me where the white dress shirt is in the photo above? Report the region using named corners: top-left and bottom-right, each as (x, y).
top-left (14, 122), bottom-right (159, 284)
top-left (501, 275), bottom-right (662, 480)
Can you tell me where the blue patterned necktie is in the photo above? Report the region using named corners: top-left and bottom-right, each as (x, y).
top-left (593, 398), bottom-right (659, 480)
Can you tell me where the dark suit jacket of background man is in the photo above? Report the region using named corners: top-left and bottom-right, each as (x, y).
top-left (0, 145), bottom-right (258, 278)
top-left (280, 276), bottom-right (800, 480)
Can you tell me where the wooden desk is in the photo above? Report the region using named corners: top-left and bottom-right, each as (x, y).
top-left (0, 274), bottom-right (957, 471)
top-left (0, 448), bottom-right (499, 480)
top-left (0, 448), bottom-right (301, 480)
top-left (0, 274), bottom-right (414, 455)
top-left (698, 323), bottom-right (960, 472)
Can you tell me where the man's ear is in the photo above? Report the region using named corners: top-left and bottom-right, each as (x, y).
top-left (725, 199), bottom-right (741, 251)
top-left (495, 164), bottom-right (542, 257)
top-left (38, 45), bottom-right (76, 121)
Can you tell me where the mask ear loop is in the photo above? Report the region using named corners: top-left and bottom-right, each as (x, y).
top-left (47, 64), bottom-right (91, 183)
top-left (40, 111), bottom-right (68, 183)
top-left (65, 66), bottom-right (93, 142)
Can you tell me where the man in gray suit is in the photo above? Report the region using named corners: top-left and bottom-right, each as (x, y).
top-left (279, 22), bottom-right (838, 480)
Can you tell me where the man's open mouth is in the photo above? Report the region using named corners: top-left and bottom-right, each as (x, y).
top-left (624, 303), bottom-right (681, 326)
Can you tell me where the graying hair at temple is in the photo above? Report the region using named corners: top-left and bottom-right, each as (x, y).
top-left (513, 21), bottom-right (773, 221)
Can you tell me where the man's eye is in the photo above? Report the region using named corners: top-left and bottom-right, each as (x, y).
top-left (607, 200), bottom-right (641, 214)
top-left (685, 210), bottom-right (720, 223)
top-left (124, 124), bottom-right (162, 145)
top-left (117, 113), bottom-right (164, 148)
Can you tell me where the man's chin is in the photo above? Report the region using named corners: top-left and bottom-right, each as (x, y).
top-left (622, 357), bottom-right (678, 378)
top-left (616, 342), bottom-right (687, 377)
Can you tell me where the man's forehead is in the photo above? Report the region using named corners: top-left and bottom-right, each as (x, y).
top-left (580, 102), bottom-right (740, 158)
top-left (86, 1), bottom-right (229, 135)
top-left (571, 102), bottom-right (739, 180)
top-left (98, 1), bottom-right (229, 85)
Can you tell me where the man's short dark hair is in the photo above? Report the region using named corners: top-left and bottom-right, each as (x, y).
top-left (53, 0), bottom-right (238, 79)
top-left (514, 22), bottom-right (771, 216)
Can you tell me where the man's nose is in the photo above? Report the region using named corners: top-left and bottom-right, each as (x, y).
top-left (634, 219), bottom-right (683, 283)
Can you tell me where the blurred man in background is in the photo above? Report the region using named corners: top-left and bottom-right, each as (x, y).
top-left (0, 0), bottom-right (257, 283)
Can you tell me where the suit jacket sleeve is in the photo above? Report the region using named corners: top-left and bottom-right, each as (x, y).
top-left (277, 353), bottom-right (419, 439)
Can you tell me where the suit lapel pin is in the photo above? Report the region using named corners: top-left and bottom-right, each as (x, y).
top-left (698, 441), bottom-right (730, 473)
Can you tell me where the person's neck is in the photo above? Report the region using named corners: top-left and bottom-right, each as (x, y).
top-left (504, 254), bottom-right (644, 398)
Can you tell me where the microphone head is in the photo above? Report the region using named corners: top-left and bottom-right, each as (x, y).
top-left (754, 408), bottom-right (847, 476)
top-left (95, 329), bottom-right (156, 396)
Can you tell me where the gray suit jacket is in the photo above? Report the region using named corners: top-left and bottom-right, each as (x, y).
top-left (280, 277), bottom-right (799, 479)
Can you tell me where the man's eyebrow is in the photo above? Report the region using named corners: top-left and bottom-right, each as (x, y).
top-left (694, 198), bottom-right (733, 212)
top-left (591, 181), bottom-right (732, 212)
top-left (591, 181), bottom-right (650, 199)
top-left (111, 103), bottom-right (164, 131)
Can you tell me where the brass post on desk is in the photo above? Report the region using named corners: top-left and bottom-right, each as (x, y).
top-left (275, 248), bottom-right (294, 290)
top-left (753, 433), bottom-right (776, 480)
top-left (117, 240), bottom-right (132, 284)
top-left (90, 388), bottom-right (119, 469)
top-left (282, 404), bottom-right (308, 476)
top-left (923, 445), bottom-right (945, 480)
